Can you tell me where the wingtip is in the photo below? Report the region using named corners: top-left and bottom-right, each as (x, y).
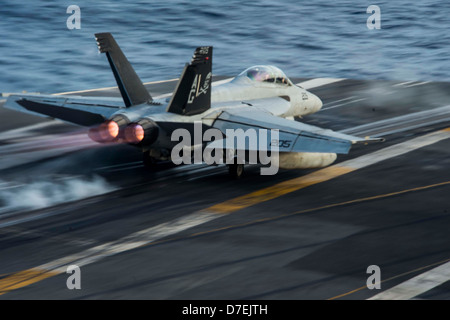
top-left (351, 136), bottom-right (385, 144)
top-left (364, 136), bottom-right (386, 143)
top-left (367, 136), bottom-right (386, 142)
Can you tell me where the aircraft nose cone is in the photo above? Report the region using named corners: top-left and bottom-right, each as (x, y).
top-left (311, 93), bottom-right (323, 112)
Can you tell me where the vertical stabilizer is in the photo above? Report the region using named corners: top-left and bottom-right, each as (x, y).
top-left (166, 46), bottom-right (212, 115)
top-left (95, 32), bottom-right (152, 107)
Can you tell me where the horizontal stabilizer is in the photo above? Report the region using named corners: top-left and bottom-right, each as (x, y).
top-left (4, 94), bottom-right (122, 126)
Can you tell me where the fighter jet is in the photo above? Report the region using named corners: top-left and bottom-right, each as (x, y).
top-left (4, 33), bottom-right (382, 178)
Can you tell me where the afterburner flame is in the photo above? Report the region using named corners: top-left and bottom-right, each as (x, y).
top-left (124, 124), bottom-right (145, 144)
top-left (99, 120), bottom-right (119, 141)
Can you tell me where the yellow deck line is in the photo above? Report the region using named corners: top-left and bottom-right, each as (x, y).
top-left (193, 180), bottom-right (450, 238)
top-left (208, 166), bottom-right (354, 214)
top-left (208, 127), bottom-right (450, 214)
top-left (0, 268), bottom-right (58, 295)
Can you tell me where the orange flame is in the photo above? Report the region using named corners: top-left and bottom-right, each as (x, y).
top-left (124, 124), bottom-right (144, 144)
top-left (98, 120), bottom-right (119, 141)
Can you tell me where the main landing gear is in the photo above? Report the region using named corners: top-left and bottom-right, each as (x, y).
top-left (227, 163), bottom-right (244, 179)
top-left (143, 152), bottom-right (158, 170)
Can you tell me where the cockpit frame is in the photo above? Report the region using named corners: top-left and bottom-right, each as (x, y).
top-left (233, 65), bottom-right (293, 86)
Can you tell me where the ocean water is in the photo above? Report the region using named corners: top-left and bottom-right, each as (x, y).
top-left (0, 0), bottom-right (448, 94)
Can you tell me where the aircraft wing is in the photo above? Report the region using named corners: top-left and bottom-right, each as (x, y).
top-left (205, 108), bottom-right (383, 154)
top-left (4, 93), bottom-right (124, 126)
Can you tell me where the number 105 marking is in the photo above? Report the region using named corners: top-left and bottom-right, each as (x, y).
top-left (270, 139), bottom-right (291, 148)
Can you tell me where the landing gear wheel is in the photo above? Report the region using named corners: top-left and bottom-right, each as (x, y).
top-left (228, 163), bottom-right (244, 179)
top-left (143, 152), bottom-right (158, 171)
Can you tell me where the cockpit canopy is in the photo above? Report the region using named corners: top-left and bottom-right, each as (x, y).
top-left (234, 65), bottom-right (292, 86)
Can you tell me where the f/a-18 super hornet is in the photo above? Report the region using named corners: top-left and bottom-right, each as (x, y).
top-left (5, 33), bottom-right (382, 178)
